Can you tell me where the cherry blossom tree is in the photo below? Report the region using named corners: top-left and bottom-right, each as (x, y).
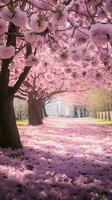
top-left (16, 52), bottom-right (97, 125)
top-left (0, 0), bottom-right (112, 149)
top-left (16, 59), bottom-right (67, 125)
top-left (0, 0), bottom-right (71, 148)
top-left (0, 2), bottom-right (31, 149)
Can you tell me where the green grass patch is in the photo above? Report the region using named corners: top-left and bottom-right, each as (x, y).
top-left (16, 119), bottom-right (28, 126)
top-left (95, 118), bottom-right (112, 125)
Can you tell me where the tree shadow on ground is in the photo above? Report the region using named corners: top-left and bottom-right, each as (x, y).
top-left (0, 145), bottom-right (112, 200)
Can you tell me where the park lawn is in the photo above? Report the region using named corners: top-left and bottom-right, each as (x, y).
top-left (16, 119), bottom-right (28, 126)
top-left (95, 118), bottom-right (112, 125)
top-left (16, 117), bottom-right (112, 126)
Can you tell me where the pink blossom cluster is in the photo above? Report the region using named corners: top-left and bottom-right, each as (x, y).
top-left (0, 0), bottom-right (112, 105)
top-left (0, 45), bottom-right (15, 59)
top-left (1, 7), bottom-right (27, 27)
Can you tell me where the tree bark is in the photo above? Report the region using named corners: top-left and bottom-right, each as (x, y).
top-left (107, 104), bottom-right (111, 121)
top-left (41, 106), bottom-right (44, 119)
top-left (0, 96), bottom-right (22, 149)
top-left (0, 22), bottom-right (32, 149)
top-left (74, 107), bottom-right (78, 118)
top-left (28, 99), bottom-right (43, 125)
top-left (42, 103), bottom-right (48, 117)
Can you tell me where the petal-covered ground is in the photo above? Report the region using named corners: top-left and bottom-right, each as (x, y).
top-left (0, 117), bottom-right (112, 200)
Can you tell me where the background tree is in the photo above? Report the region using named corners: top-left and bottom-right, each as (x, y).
top-left (16, 57), bottom-right (68, 125)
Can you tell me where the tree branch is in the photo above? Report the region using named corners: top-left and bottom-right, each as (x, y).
top-left (11, 44), bottom-right (32, 95)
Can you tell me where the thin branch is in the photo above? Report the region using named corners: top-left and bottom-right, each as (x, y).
top-left (11, 44), bottom-right (32, 95)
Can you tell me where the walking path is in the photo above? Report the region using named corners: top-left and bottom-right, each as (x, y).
top-left (0, 117), bottom-right (112, 199)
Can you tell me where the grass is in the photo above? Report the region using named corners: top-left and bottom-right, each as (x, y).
top-left (95, 118), bottom-right (112, 125)
top-left (16, 117), bottom-right (112, 126)
top-left (16, 119), bottom-right (28, 126)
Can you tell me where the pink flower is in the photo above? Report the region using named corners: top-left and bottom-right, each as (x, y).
top-left (0, 45), bottom-right (15, 59)
top-left (1, 6), bottom-right (27, 27)
top-left (62, 67), bottom-right (73, 76)
top-left (52, 4), bottom-right (66, 25)
top-left (1, 0), bottom-right (10, 4)
top-left (105, 0), bottom-right (112, 13)
top-left (24, 31), bottom-right (41, 46)
top-left (90, 23), bottom-right (112, 45)
top-left (85, 0), bottom-right (101, 6)
top-left (30, 0), bottom-right (52, 10)
top-left (1, 6), bottom-right (13, 22)
top-left (11, 7), bottom-right (27, 27)
top-left (25, 54), bottom-right (39, 66)
top-left (30, 15), bottom-right (48, 33)
top-left (50, 0), bottom-right (58, 5)
top-left (0, 18), bottom-right (7, 34)
top-left (83, 54), bottom-right (92, 62)
top-left (0, 34), bottom-right (3, 43)
top-left (97, 7), bottom-right (106, 19)
top-left (60, 48), bottom-right (69, 61)
top-left (44, 73), bottom-right (55, 82)
top-left (74, 28), bottom-right (89, 45)
top-left (70, 46), bottom-right (83, 62)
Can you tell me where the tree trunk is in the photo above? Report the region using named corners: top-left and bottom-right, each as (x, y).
top-left (42, 103), bottom-right (48, 117)
top-left (28, 99), bottom-right (43, 125)
top-left (100, 107), bottom-right (103, 120)
top-left (74, 107), bottom-right (78, 118)
top-left (107, 110), bottom-right (111, 121)
top-left (0, 96), bottom-right (22, 149)
top-left (107, 104), bottom-right (111, 121)
top-left (93, 110), bottom-right (97, 118)
top-left (41, 106), bottom-right (44, 119)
